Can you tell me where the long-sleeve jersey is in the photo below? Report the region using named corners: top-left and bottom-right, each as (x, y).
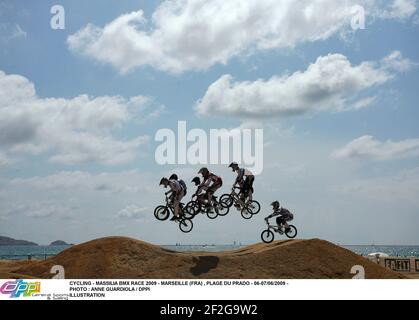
top-left (167, 180), bottom-right (183, 194)
top-left (201, 173), bottom-right (221, 189)
top-left (235, 168), bottom-right (254, 184)
top-left (267, 207), bottom-right (293, 219)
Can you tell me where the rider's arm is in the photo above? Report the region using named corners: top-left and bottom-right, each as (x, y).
top-left (201, 178), bottom-right (212, 189)
top-left (235, 170), bottom-right (244, 185)
top-left (266, 211), bottom-right (280, 219)
top-left (165, 181), bottom-right (178, 195)
top-left (195, 186), bottom-right (203, 196)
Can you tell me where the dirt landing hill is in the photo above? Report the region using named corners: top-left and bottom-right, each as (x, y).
top-left (5, 237), bottom-right (405, 279)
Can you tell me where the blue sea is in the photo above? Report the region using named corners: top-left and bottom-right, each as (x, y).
top-left (1, 244), bottom-right (419, 260)
top-left (342, 245), bottom-right (419, 257)
top-left (0, 245), bottom-right (241, 260)
top-left (0, 245), bottom-right (71, 260)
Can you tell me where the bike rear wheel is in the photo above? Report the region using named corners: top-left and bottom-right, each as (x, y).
top-left (154, 206), bottom-right (170, 221)
top-left (184, 201), bottom-right (198, 219)
top-left (207, 209), bottom-right (218, 220)
top-left (214, 201), bottom-right (229, 217)
top-left (247, 200), bottom-right (261, 215)
top-left (261, 230), bottom-right (275, 244)
top-left (285, 225), bottom-right (298, 239)
top-left (241, 208), bottom-right (253, 220)
top-left (220, 194), bottom-right (234, 208)
top-left (179, 219), bottom-right (193, 233)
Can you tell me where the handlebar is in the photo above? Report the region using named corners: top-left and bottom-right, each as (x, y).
top-left (231, 186), bottom-right (241, 192)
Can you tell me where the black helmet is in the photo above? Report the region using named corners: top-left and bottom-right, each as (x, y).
top-left (198, 167), bottom-right (209, 176)
top-left (229, 162), bottom-right (239, 169)
top-left (191, 177), bottom-right (201, 186)
top-left (169, 174), bottom-right (178, 181)
top-left (271, 201), bottom-right (280, 208)
top-left (159, 178), bottom-right (169, 186)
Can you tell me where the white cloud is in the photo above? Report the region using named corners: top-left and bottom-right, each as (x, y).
top-left (376, 0), bottom-right (417, 19)
top-left (196, 52), bottom-right (413, 118)
top-left (0, 152), bottom-right (11, 166)
top-left (381, 50), bottom-right (418, 72)
top-left (0, 70), bottom-right (155, 166)
top-left (67, 0), bottom-right (417, 74)
top-left (0, 170), bottom-right (160, 243)
top-left (335, 167), bottom-right (419, 206)
top-left (131, 96), bottom-right (167, 123)
top-left (351, 96), bottom-right (378, 110)
top-left (5, 202), bottom-right (75, 220)
top-left (117, 205), bottom-right (149, 220)
top-left (9, 170), bottom-right (153, 194)
top-left (0, 23), bottom-right (27, 43)
top-left (332, 135), bottom-right (419, 161)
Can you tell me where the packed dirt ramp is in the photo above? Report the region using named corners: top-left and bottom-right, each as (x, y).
top-left (5, 237), bottom-right (406, 279)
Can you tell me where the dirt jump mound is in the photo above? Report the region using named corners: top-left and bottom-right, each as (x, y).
top-left (7, 237), bottom-right (405, 279)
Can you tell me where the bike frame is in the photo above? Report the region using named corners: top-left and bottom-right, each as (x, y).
top-left (190, 193), bottom-right (223, 213)
top-left (266, 221), bottom-right (286, 233)
top-left (164, 195), bottom-right (187, 216)
top-left (229, 187), bottom-right (244, 204)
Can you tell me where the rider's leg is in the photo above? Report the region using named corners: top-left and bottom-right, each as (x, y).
top-left (207, 191), bottom-right (212, 206)
top-left (169, 194), bottom-right (176, 216)
top-left (248, 177), bottom-right (254, 202)
top-left (276, 217), bottom-right (284, 229)
top-left (206, 190), bottom-right (214, 211)
top-left (248, 189), bottom-right (253, 203)
top-left (197, 194), bottom-right (205, 206)
top-left (172, 192), bottom-right (184, 219)
top-left (238, 186), bottom-right (245, 206)
top-left (242, 179), bottom-right (249, 203)
top-left (207, 184), bottom-right (221, 211)
top-left (284, 218), bottom-right (292, 231)
top-left (178, 190), bottom-right (185, 216)
top-left (240, 189), bottom-right (246, 202)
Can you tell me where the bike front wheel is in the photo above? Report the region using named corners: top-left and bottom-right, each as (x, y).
top-left (179, 219), bottom-right (194, 233)
top-left (261, 230), bottom-right (275, 244)
top-left (285, 225), bottom-right (298, 239)
top-left (154, 206), bottom-right (170, 221)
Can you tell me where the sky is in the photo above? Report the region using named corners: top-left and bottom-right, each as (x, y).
top-left (0, 0), bottom-right (418, 245)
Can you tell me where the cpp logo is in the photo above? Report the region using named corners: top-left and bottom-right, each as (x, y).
top-left (0, 280), bottom-right (41, 298)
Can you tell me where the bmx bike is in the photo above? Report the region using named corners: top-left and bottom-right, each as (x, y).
top-left (185, 194), bottom-right (229, 220)
top-left (154, 195), bottom-right (194, 233)
top-left (220, 186), bottom-right (261, 220)
top-left (261, 219), bottom-right (298, 243)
